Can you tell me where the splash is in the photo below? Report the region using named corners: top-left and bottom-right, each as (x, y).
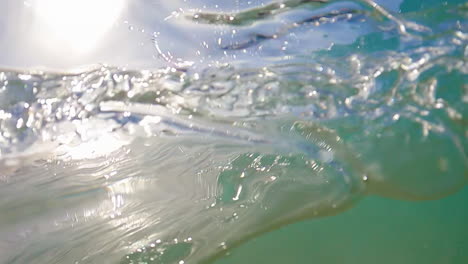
top-left (0, 1), bottom-right (467, 263)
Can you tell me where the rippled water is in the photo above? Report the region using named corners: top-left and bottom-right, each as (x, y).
top-left (0, 0), bottom-right (467, 263)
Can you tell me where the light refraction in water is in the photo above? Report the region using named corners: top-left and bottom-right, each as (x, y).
top-left (0, 0), bottom-right (467, 263)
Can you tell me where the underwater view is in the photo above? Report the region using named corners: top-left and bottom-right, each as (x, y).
top-left (0, 0), bottom-right (467, 263)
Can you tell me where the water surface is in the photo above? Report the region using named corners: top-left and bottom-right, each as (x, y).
top-left (0, 0), bottom-right (466, 263)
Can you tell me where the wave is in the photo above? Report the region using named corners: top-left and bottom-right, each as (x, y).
top-left (0, 1), bottom-right (467, 263)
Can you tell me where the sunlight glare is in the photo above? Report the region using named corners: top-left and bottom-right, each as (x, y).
top-left (33, 0), bottom-right (126, 55)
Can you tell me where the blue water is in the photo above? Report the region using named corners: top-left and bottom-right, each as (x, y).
top-left (0, 0), bottom-right (466, 263)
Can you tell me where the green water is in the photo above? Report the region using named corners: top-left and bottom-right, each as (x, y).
top-left (215, 1), bottom-right (468, 260)
top-left (216, 187), bottom-right (468, 264)
top-left (0, 0), bottom-right (466, 263)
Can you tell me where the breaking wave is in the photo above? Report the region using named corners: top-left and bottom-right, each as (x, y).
top-left (0, 1), bottom-right (466, 263)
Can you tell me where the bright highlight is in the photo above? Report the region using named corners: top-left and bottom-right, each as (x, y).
top-left (33, 0), bottom-right (125, 55)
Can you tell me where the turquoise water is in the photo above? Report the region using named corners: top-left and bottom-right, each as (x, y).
top-left (216, 187), bottom-right (468, 264)
top-left (0, 0), bottom-right (467, 263)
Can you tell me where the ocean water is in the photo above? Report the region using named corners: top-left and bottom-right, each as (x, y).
top-left (0, 0), bottom-right (466, 263)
